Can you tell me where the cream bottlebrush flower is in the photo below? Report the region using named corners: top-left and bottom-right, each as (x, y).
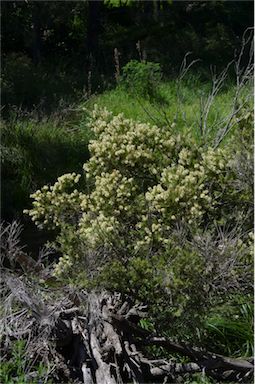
top-left (25, 106), bottom-right (235, 274)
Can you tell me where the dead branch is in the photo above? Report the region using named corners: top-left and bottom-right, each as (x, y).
top-left (215, 28), bottom-right (253, 146)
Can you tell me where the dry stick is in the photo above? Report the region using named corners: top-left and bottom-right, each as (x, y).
top-left (235, 28), bottom-right (254, 89)
top-left (136, 52), bottom-right (200, 129)
top-left (75, 319), bottom-right (94, 384)
top-left (197, 28), bottom-right (254, 146)
top-left (114, 48), bottom-right (120, 83)
top-left (121, 338), bottom-right (144, 383)
top-left (110, 313), bottom-right (254, 373)
top-left (213, 28), bottom-right (254, 147)
top-left (0, 221), bottom-right (24, 268)
top-left (214, 82), bottom-right (253, 148)
top-left (136, 97), bottom-right (163, 126)
top-left (144, 337), bottom-right (254, 371)
top-left (200, 61), bottom-right (233, 138)
top-left (176, 52), bottom-right (201, 122)
top-left (90, 328), bottom-right (119, 384)
top-left (148, 361), bottom-right (201, 377)
top-left (214, 89), bottom-right (253, 149)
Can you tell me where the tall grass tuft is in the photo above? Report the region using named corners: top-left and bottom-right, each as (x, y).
top-left (205, 300), bottom-right (254, 357)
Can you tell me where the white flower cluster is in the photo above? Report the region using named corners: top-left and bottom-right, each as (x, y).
top-left (89, 170), bottom-right (138, 216)
top-left (26, 107), bottom-right (232, 275)
top-left (25, 173), bottom-right (84, 228)
top-left (54, 254), bottom-right (73, 276)
top-left (78, 170), bottom-right (139, 247)
top-left (84, 105), bottom-right (183, 180)
top-left (145, 147), bottom-right (228, 230)
top-left (78, 212), bottom-right (119, 248)
top-left (202, 148), bottom-right (226, 173)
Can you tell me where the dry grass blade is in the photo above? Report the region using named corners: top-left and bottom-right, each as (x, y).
top-left (0, 221), bottom-right (24, 268)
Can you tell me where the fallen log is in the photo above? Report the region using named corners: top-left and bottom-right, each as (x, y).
top-left (53, 292), bottom-right (253, 383)
top-left (2, 277), bottom-right (253, 383)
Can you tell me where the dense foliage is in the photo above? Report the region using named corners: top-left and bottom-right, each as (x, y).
top-left (25, 105), bottom-right (253, 341)
top-left (120, 60), bottom-right (162, 99)
top-left (2, 1), bottom-right (253, 111)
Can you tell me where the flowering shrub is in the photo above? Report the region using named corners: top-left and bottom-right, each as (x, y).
top-left (24, 173), bottom-right (84, 229)
top-left (25, 106), bottom-right (252, 281)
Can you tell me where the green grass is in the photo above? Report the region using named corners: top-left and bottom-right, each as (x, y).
top-left (0, 340), bottom-right (53, 384)
top-left (1, 110), bottom-right (92, 219)
top-left (84, 75), bottom-right (248, 143)
top-left (184, 373), bottom-right (216, 384)
top-left (205, 297), bottom-right (254, 357)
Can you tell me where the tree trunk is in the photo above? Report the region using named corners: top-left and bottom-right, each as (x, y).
top-left (87, 0), bottom-right (102, 70)
top-left (31, 3), bottom-right (42, 65)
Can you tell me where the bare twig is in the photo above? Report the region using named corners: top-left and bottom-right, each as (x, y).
top-left (214, 28), bottom-right (253, 147)
top-left (199, 61), bottom-right (233, 138)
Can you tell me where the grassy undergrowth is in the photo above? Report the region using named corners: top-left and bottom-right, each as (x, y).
top-left (205, 297), bottom-right (254, 357)
top-left (0, 340), bottom-right (53, 384)
top-left (1, 111), bottom-right (92, 219)
top-left (84, 75), bottom-right (250, 142)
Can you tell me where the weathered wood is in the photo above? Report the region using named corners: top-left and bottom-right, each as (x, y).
top-left (2, 282), bottom-right (253, 383)
top-left (64, 293), bottom-right (253, 383)
top-left (144, 336), bottom-right (254, 372)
